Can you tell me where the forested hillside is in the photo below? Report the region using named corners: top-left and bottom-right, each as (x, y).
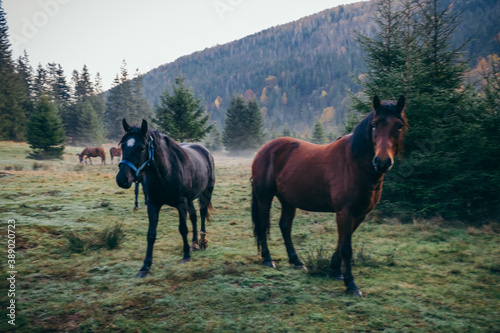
top-left (141, 0), bottom-right (500, 136)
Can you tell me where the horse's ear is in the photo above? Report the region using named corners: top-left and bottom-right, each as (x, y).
top-left (123, 119), bottom-right (131, 132)
top-left (140, 119), bottom-right (148, 136)
top-left (396, 95), bottom-right (406, 114)
top-left (373, 96), bottom-right (382, 113)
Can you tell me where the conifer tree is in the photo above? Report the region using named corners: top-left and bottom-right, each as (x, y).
top-left (154, 75), bottom-right (212, 142)
top-left (205, 126), bottom-right (223, 151)
top-left (16, 51), bottom-right (34, 116)
top-left (26, 95), bottom-right (65, 159)
top-left (105, 62), bottom-right (152, 140)
top-left (223, 95), bottom-right (265, 151)
top-left (352, 0), bottom-right (493, 220)
top-left (0, 1), bottom-right (29, 140)
top-left (311, 120), bottom-right (327, 144)
top-left (105, 75), bottom-right (124, 139)
top-left (76, 100), bottom-right (105, 145)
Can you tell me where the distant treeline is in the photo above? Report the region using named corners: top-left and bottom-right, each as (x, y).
top-left (140, 0), bottom-right (500, 137)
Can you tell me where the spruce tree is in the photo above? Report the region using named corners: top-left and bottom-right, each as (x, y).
top-left (105, 62), bottom-right (152, 140)
top-left (0, 1), bottom-right (29, 140)
top-left (311, 121), bottom-right (327, 144)
top-left (352, 0), bottom-right (492, 220)
top-left (223, 95), bottom-right (265, 151)
top-left (76, 100), bottom-right (105, 145)
top-left (154, 75), bottom-right (212, 142)
top-left (105, 75), bottom-right (124, 139)
top-left (26, 95), bottom-right (65, 159)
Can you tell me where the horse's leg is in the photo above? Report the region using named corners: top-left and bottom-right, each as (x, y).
top-left (198, 186), bottom-right (213, 250)
top-left (277, 198), bottom-right (304, 268)
top-left (188, 201), bottom-right (199, 251)
top-left (335, 210), bottom-right (363, 296)
top-left (89, 157), bottom-right (93, 165)
top-left (138, 202), bottom-right (161, 278)
top-left (252, 190), bottom-right (275, 268)
top-left (177, 199), bottom-right (191, 263)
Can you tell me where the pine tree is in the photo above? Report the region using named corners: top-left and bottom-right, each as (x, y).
top-left (205, 126), bottom-right (223, 151)
top-left (104, 61), bottom-right (152, 140)
top-left (223, 95), bottom-right (265, 151)
top-left (105, 75), bottom-right (124, 139)
top-left (76, 100), bottom-right (105, 145)
top-left (16, 51), bottom-right (34, 117)
top-left (26, 95), bottom-right (65, 159)
top-left (311, 121), bottom-right (327, 144)
top-left (353, 0), bottom-right (492, 220)
top-left (132, 69), bottom-right (153, 121)
top-left (154, 75), bottom-right (212, 142)
top-left (0, 1), bottom-right (29, 140)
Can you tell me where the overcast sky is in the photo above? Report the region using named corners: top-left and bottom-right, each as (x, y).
top-left (4, 0), bottom-right (361, 90)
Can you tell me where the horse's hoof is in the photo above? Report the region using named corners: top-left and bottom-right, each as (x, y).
top-left (137, 270), bottom-right (149, 278)
top-left (346, 289), bottom-right (363, 297)
top-left (190, 242), bottom-right (199, 252)
top-left (199, 233), bottom-right (208, 250)
top-left (181, 258), bottom-right (192, 263)
top-left (263, 261), bottom-right (276, 268)
top-left (134, 207), bottom-right (140, 211)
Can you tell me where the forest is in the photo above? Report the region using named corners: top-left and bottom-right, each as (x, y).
top-left (141, 0), bottom-right (500, 137)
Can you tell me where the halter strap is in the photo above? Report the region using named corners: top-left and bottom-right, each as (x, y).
top-left (119, 135), bottom-right (155, 181)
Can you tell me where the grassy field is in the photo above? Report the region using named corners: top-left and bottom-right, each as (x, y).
top-left (0, 142), bottom-right (499, 332)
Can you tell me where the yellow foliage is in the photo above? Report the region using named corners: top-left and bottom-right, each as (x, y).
top-left (260, 88), bottom-right (269, 105)
top-left (320, 107), bottom-right (335, 123)
top-left (214, 96), bottom-right (223, 109)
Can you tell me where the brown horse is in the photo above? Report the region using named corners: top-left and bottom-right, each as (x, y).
top-left (110, 147), bottom-right (122, 164)
top-left (251, 96), bottom-right (406, 296)
top-left (77, 147), bottom-right (106, 165)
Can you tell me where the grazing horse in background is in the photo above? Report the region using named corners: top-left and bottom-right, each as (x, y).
top-left (77, 147), bottom-right (106, 165)
top-left (116, 119), bottom-right (215, 278)
top-left (110, 147), bottom-right (122, 164)
top-left (251, 96), bottom-right (407, 296)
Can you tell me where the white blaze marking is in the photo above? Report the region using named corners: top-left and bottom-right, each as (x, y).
top-left (126, 138), bottom-right (135, 147)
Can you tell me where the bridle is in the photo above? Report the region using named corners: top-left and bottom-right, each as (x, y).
top-left (119, 135), bottom-right (155, 182)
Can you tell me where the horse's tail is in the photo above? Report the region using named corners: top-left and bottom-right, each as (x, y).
top-left (252, 183), bottom-right (270, 252)
top-left (205, 201), bottom-right (214, 223)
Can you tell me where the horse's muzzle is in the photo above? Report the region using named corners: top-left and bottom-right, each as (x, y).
top-left (116, 167), bottom-right (134, 189)
top-left (372, 156), bottom-right (393, 174)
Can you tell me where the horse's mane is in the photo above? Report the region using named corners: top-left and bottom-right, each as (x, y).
top-left (350, 111), bottom-right (375, 158)
top-left (150, 129), bottom-right (189, 165)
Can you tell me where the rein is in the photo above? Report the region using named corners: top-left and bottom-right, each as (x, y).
top-left (119, 135), bottom-right (155, 182)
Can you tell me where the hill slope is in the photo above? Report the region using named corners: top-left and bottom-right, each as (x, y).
top-left (141, 0), bottom-right (500, 136)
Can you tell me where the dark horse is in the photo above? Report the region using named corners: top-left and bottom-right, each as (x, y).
top-left (109, 147), bottom-right (122, 164)
top-left (77, 147), bottom-right (106, 165)
top-left (116, 119), bottom-right (215, 278)
top-left (251, 96), bottom-right (406, 296)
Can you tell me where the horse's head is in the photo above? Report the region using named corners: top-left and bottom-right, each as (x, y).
top-left (116, 119), bottom-right (150, 189)
top-left (371, 95), bottom-right (406, 174)
top-left (76, 153), bottom-right (83, 163)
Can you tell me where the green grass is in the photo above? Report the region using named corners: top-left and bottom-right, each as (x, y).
top-left (0, 142), bottom-right (499, 332)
